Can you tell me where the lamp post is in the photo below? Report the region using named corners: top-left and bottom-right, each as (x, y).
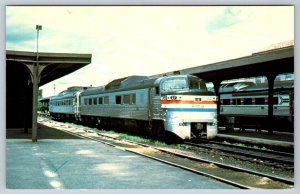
top-left (32, 25), bottom-right (42, 142)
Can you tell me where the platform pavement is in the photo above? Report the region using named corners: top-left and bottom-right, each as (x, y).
top-left (6, 127), bottom-right (235, 189)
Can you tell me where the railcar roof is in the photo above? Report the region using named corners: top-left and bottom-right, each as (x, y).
top-left (105, 75), bottom-right (149, 90)
top-left (240, 80), bottom-right (294, 91)
top-left (79, 86), bottom-right (105, 96)
top-left (80, 75), bottom-right (157, 96)
top-left (50, 91), bottom-right (77, 100)
top-left (50, 86), bottom-right (92, 100)
top-left (80, 74), bottom-right (197, 96)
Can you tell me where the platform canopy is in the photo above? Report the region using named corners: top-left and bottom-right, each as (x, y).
top-left (6, 50), bottom-right (92, 129)
top-left (6, 50), bottom-right (92, 86)
top-left (151, 46), bottom-right (294, 83)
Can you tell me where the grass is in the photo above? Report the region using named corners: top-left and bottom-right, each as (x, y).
top-left (175, 144), bottom-right (190, 149)
top-left (118, 133), bottom-right (149, 143)
top-left (105, 130), bottom-right (167, 146)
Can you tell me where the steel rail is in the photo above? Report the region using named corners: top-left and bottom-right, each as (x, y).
top-left (184, 141), bottom-right (294, 165)
top-left (200, 139), bottom-right (294, 156)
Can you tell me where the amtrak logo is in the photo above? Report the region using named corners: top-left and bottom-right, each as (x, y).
top-left (279, 96), bottom-right (289, 105)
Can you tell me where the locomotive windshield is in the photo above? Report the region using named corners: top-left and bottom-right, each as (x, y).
top-left (161, 78), bottom-right (188, 92)
top-left (160, 76), bottom-right (208, 94)
top-left (189, 76), bottom-right (207, 90)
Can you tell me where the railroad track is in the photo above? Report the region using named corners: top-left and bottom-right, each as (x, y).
top-left (184, 141), bottom-right (294, 170)
top-left (38, 117), bottom-right (294, 189)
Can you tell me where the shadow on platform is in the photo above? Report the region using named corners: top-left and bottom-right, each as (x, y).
top-left (6, 124), bottom-right (80, 139)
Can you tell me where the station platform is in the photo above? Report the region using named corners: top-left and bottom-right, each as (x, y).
top-left (6, 126), bottom-right (235, 189)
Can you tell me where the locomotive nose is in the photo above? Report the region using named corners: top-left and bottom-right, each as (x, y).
top-left (161, 94), bottom-right (217, 140)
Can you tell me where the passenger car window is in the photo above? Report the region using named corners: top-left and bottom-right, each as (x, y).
top-left (103, 96), bottom-right (109, 104)
top-left (116, 95), bottom-right (122, 104)
top-left (124, 94), bottom-right (130, 104)
top-left (131, 94), bottom-right (136, 104)
top-left (98, 97), bottom-right (103, 104)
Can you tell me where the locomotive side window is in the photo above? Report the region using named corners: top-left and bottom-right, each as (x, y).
top-left (189, 76), bottom-right (207, 91)
top-left (89, 98), bottom-right (92, 105)
top-left (189, 78), bottom-right (199, 89)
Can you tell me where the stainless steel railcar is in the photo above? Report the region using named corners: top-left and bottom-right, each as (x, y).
top-left (219, 80), bottom-right (294, 132)
top-left (50, 74), bottom-right (218, 140)
top-left (49, 86), bottom-right (90, 121)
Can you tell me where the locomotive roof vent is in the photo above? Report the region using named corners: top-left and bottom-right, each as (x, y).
top-left (105, 75), bottom-right (149, 90)
top-left (121, 76), bottom-right (149, 87)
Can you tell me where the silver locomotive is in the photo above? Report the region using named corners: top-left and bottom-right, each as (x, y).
top-left (50, 74), bottom-right (218, 140)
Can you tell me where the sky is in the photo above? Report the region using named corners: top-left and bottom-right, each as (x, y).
top-left (6, 6), bottom-right (294, 97)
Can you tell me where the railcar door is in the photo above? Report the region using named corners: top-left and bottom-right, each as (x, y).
top-left (149, 87), bottom-right (162, 120)
top-left (74, 91), bottom-right (81, 120)
top-left (147, 87), bottom-right (165, 136)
